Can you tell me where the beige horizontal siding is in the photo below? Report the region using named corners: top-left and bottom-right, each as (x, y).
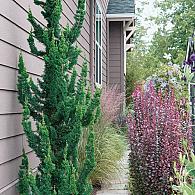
top-left (0, 65), bottom-right (40, 91)
top-left (109, 77), bottom-right (121, 84)
top-left (0, 115), bottom-right (36, 140)
top-left (0, 91), bottom-right (21, 114)
top-left (1, 0), bottom-right (90, 65)
top-left (0, 152), bottom-right (39, 192)
top-left (0, 135), bottom-right (32, 165)
top-left (0, 115), bottom-right (23, 140)
top-left (109, 54), bottom-right (121, 61)
top-left (109, 65), bottom-right (121, 73)
top-left (0, 183), bottom-right (18, 195)
top-left (109, 21), bottom-right (124, 93)
top-left (109, 48), bottom-right (121, 55)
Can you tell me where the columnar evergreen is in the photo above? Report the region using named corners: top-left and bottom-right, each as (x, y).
top-left (17, 0), bottom-right (100, 194)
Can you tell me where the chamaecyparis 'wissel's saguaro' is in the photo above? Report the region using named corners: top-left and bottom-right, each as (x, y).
top-left (17, 0), bottom-right (100, 194)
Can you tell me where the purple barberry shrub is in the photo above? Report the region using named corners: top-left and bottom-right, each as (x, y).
top-left (128, 82), bottom-right (191, 194)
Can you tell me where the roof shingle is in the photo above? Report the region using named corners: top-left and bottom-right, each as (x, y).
top-left (107, 0), bottom-right (135, 14)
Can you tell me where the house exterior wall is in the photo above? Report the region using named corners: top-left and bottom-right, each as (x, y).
top-left (108, 21), bottom-right (125, 93)
top-left (0, 0), bottom-right (92, 194)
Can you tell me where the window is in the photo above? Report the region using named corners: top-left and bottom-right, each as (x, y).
top-left (95, 1), bottom-right (102, 85)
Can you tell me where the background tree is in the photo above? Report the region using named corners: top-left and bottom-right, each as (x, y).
top-left (126, 0), bottom-right (195, 104)
top-left (151, 0), bottom-right (195, 63)
top-left (17, 0), bottom-right (100, 194)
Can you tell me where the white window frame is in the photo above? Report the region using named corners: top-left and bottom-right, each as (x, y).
top-left (95, 1), bottom-right (103, 86)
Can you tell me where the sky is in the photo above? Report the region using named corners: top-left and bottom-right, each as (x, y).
top-left (135, 0), bottom-right (158, 42)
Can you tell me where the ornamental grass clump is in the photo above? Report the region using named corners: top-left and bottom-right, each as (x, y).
top-left (79, 85), bottom-right (126, 186)
top-left (17, 0), bottom-right (100, 194)
top-left (128, 82), bottom-right (191, 194)
top-left (91, 86), bottom-right (126, 185)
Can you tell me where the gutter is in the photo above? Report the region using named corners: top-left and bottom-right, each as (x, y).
top-left (107, 13), bottom-right (135, 20)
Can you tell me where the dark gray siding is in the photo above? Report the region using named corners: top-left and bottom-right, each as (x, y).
top-left (0, 0), bottom-right (91, 194)
top-left (108, 21), bottom-right (125, 93)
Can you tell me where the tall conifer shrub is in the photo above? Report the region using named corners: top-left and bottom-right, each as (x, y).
top-left (17, 0), bottom-right (100, 194)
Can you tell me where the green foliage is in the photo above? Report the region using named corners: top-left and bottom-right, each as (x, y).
top-left (18, 150), bottom-right (39, 194)
top-left (151, 0), bottom-right (195, 63)
top-left (126, 51), bottom-right (157, 104)
top-left (184, 65), bottom-right (194, 83)
top-left (91, 125), bottom-right (127, 185)
top-left (145, 62), bottom-right (189, 102)
top-left (172, 140), bottom-right (195, 195)
top-left (17, 0), bottom-right (100, 194)
top-left (18, 151), bottom-right (31, 195)
top-left (126, 0), bottom-right (195, 104)
top-left (125, 13), bottom-right (159, 105)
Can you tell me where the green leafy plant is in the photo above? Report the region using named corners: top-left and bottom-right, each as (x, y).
top-left (172, 140), bottom-right (195, 195)
top-left (17, 0), bottom-right (100, 194)
top-left (145, 62), bottom-right (189, 101)
top-left (126, 49), bottom-right (157, 105)
top-left (184, 65), bottom-right (194, 83)
top-left (152, 0), bottom-right (195, 62)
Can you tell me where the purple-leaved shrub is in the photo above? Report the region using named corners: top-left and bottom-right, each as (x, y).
top-left (128, 82), bottom-right (191, 194)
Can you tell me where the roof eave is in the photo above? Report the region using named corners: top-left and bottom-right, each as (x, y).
top-left (106, 13), bottom-right (135, 21)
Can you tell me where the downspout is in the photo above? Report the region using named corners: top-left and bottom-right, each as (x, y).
top-left (90, 0), bottom-right (95, 92)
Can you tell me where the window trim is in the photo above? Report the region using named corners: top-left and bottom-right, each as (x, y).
top-left (95, 0), bottom-right (103, 86)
